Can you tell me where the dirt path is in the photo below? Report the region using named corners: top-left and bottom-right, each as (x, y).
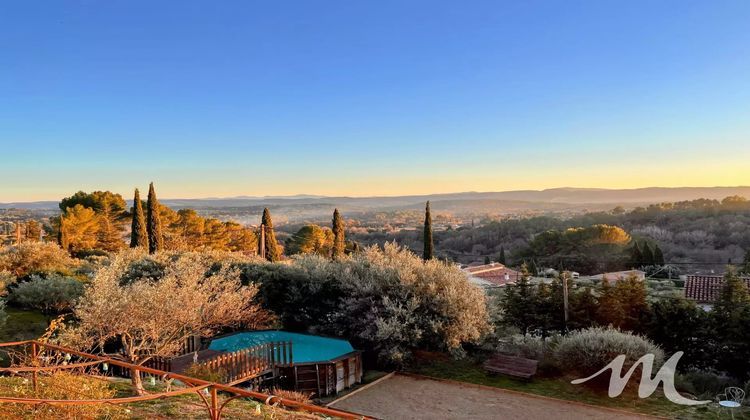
top-left (329, 374), bottom-right (655, 420)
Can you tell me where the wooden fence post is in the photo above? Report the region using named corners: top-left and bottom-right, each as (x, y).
top-left (31, 342), bottom-right (38, 392)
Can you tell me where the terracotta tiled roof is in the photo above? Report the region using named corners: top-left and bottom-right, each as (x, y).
top-left (685, 274), bottom-right (750, 303)
top-left (464, 263), bottom-right (521, 286)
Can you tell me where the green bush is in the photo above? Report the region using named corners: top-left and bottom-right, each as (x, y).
top-left (251, 243), bottom-right (493, 367)
top-left (554, 327), bottom-right (664, 377)
top-left (8, 274), bottom-right (85, 314)
top-left (497, 334), bottom-right (556, 360)
top-left (675, 371), bottom-right (733, 400)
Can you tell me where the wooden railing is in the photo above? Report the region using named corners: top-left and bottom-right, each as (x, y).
top-left (198, 341), bottom-right (292, 384)
top-left (0, 340), bottom-right (371, 420)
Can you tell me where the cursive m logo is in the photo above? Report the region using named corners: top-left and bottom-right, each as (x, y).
top-left (571, 351), bottom-right (710, 406)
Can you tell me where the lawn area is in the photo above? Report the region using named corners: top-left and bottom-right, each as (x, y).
top-left (0, 308), bottom-right (49, 343)
top-left (408, 357), bottom-right (749, 419)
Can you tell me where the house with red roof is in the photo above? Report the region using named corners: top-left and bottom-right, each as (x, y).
top-left (464, 263), bottom-right (521, 288)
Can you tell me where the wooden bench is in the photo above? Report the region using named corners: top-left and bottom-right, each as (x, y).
top-left (483, 354), bottom-right (538, 379)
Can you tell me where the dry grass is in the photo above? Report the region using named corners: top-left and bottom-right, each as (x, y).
top-left (0, 373), bottom-right (333, 419)
top-left (0, 372), bottom-right (126, 419)
top-left (271, 388), bottom-right (314, 404)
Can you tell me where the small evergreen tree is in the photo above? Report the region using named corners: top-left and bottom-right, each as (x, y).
top-left (630, 242), bottom-right (643, 267)
top-left (615, 275), bottom-right (650, 332)
top-left (536, 277), bottom-right (570, 337)
top-left (146, 182), bottom-right (164, 254)
top-left (742, 250), bottom-right (750, 274)
top-left (423, 201), bottom-right (433, 260)
top-left (484, 256), bottom-right (491, 264)
top-left (130, 188), bottom-right (148, 249)
top-left (498, 246), bottom-right (506, 265)
top-left (331, 208), bottom-right (345, 259)
top-left (641, 242), bottom-right (655, 266)
top-left (502, 263), bottom-right (537, 335)
top-left (653, 245), bottom-right (665, 266)
top-left (710, 269), bottom-right (750, 377)
top-left (529, 259), bottom-right (539, 276)
top-left (714, 269), bottom-right (750, 313)
top-left (595, 278), bottom-right (625, 328)
top-left (647, 298), bottom-right (708, 370)
top-left (260, 208), bottom-right (281, 262)
top-left (568, 287), bottom-right (598, 330)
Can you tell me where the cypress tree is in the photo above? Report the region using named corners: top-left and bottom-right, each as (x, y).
top-left (653, 245), bottom-right (665, 266)
top-left (260, 208), bottom-right (281, 262)
top-left (423, 201), bottom-right (433, 260)
top-left (642, 242), bottom-right (655, 266)
top-left (146, 182), bottom-right (164, 254)
top-left (529, 259), bottom-right (539, 276)
top-left (498, 246), bottom-right (507, 265)
top-left (630, 242), bottom-right (643, 267)
top-left (130, 188), bottom-right (149, 249)
top-left (57, 215), bottom-right (69, 251)
top-left (331, 208), bottom-right (345, 259)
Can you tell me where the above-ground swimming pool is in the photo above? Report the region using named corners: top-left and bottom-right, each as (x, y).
top-left (209, 330), bottom-right (355, 363)
top-left (208, 330), bottom-right (362, 396)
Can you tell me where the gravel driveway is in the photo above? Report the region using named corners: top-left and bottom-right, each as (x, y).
top-left (329, 374), bottom-right (656, 420)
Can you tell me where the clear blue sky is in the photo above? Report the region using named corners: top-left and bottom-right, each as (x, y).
top-left (2, 1), bottom-right (749, 201)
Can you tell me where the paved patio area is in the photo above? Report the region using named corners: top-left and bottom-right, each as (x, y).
top-left (329, 374), bottom-right (655, 420)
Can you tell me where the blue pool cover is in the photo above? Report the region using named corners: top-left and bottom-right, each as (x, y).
top-left (208, 330), bottom-right (355, 364)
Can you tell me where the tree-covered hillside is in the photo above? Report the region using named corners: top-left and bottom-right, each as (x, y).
top-left (349, 196), bottom-right (750, 272)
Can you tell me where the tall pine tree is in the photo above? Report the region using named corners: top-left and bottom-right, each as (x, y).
top-left (130, 188), bottom-right (149, 249)
top-left (97, 203), bottom-right (124, 251)
top-left (423, 201), bottom-right (433, 260)
top-left (260, 208), bottom-right (281, 262)
top-left (146, 182), bottom-right (164, 254)
top-left (331, 208), bottom-right (345, 259)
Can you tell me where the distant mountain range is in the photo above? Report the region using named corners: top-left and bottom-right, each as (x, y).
top-left (3, 186), bottom-right (749, 216)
